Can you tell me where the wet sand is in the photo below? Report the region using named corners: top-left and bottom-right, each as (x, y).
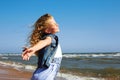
top-left (0, 65), bottom-right (32, 80)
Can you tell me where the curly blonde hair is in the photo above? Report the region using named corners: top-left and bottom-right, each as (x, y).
top-left (29, 14), bottom-right (53, 47)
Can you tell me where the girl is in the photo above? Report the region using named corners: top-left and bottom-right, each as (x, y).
top-left (22, 13), bottom-right (62, 80)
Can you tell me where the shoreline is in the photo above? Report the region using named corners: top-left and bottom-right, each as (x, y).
top-left (0, 54), bottom-right (120, 80)
top-left (1, 59), bottom-right (120, 80)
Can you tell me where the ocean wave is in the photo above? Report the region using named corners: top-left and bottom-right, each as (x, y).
top-left (0, 56), bottom-right (9, 59)
top-left (0, 61), bottom-right (36, 71)
top-left (57, 73), bottom-right (104, 80)
top-left (1, 53), bottom-right (120, 58)
top-left (63, 53), bottom-right (120, 58)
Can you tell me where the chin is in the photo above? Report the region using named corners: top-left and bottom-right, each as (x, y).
top-left (57, 29), bottom-right (60, 32)
top-left (56, 31), bottom-right (59, 33)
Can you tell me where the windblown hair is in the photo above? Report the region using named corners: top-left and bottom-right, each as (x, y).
top-left (29, 14), bottom-right (53, 47)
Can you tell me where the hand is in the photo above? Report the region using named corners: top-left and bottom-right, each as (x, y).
top-left (22, 47), bottom-right (29, 60)
top-left (21, 47), bottom-right (35, 60)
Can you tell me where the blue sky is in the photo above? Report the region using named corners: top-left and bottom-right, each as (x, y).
top-left (0, 0), bottom-right (120, 53)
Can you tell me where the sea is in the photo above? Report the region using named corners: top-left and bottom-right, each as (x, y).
top-left (0, 52), bottom-right (120, 79)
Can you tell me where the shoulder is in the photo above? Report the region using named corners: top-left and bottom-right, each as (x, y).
top-left (45, 34), bottom-right (58, 46)
top-left (42, 34), bottom-right (56, 45)
top-left (44, 34), bottom-right (57, 40)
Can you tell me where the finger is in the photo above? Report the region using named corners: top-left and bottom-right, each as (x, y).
top-left (22, 53), bottom-right (30, 61)
top-left (21, 51), bottom-right (26, 57)
top-left (22, 50), bottom-right (29, 56)
top-left (27, 56), bottom-right (30, 60)
top-left (23, 55), bottom-right (28, 60)
top-left (28, 50), bottom-right (33, 53)
top-left (26, 54), bottom-right (29, 60)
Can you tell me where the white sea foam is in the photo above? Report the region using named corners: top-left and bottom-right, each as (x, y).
top-left (1, 57), bottom-right (9, 59)
top-left (0, 61), bottom-right (36, 71)
top-left (0, 53), bottom-right (120, 58)
top-left (63, 53), bottom-right (120, 58)
top-left (57, 73), bottom-right (104, 80)
top-left (25, 65), bottom-right (36, 71)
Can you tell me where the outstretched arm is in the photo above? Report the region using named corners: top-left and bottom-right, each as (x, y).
top-left (22, 37), bottom-right (52, 60)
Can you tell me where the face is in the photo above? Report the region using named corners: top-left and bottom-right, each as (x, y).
top-left (45, 18), bottom-right (59, 34)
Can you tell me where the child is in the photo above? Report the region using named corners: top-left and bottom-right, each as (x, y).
top-left (22, 13), bottom-right (62, 80)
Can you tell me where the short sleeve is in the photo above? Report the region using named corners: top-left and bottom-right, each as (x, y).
top-left (45, 34), bottom-right (57, 48)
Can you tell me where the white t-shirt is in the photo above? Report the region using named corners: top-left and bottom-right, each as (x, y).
top-left (54, 44), bottom-right (62, 58)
